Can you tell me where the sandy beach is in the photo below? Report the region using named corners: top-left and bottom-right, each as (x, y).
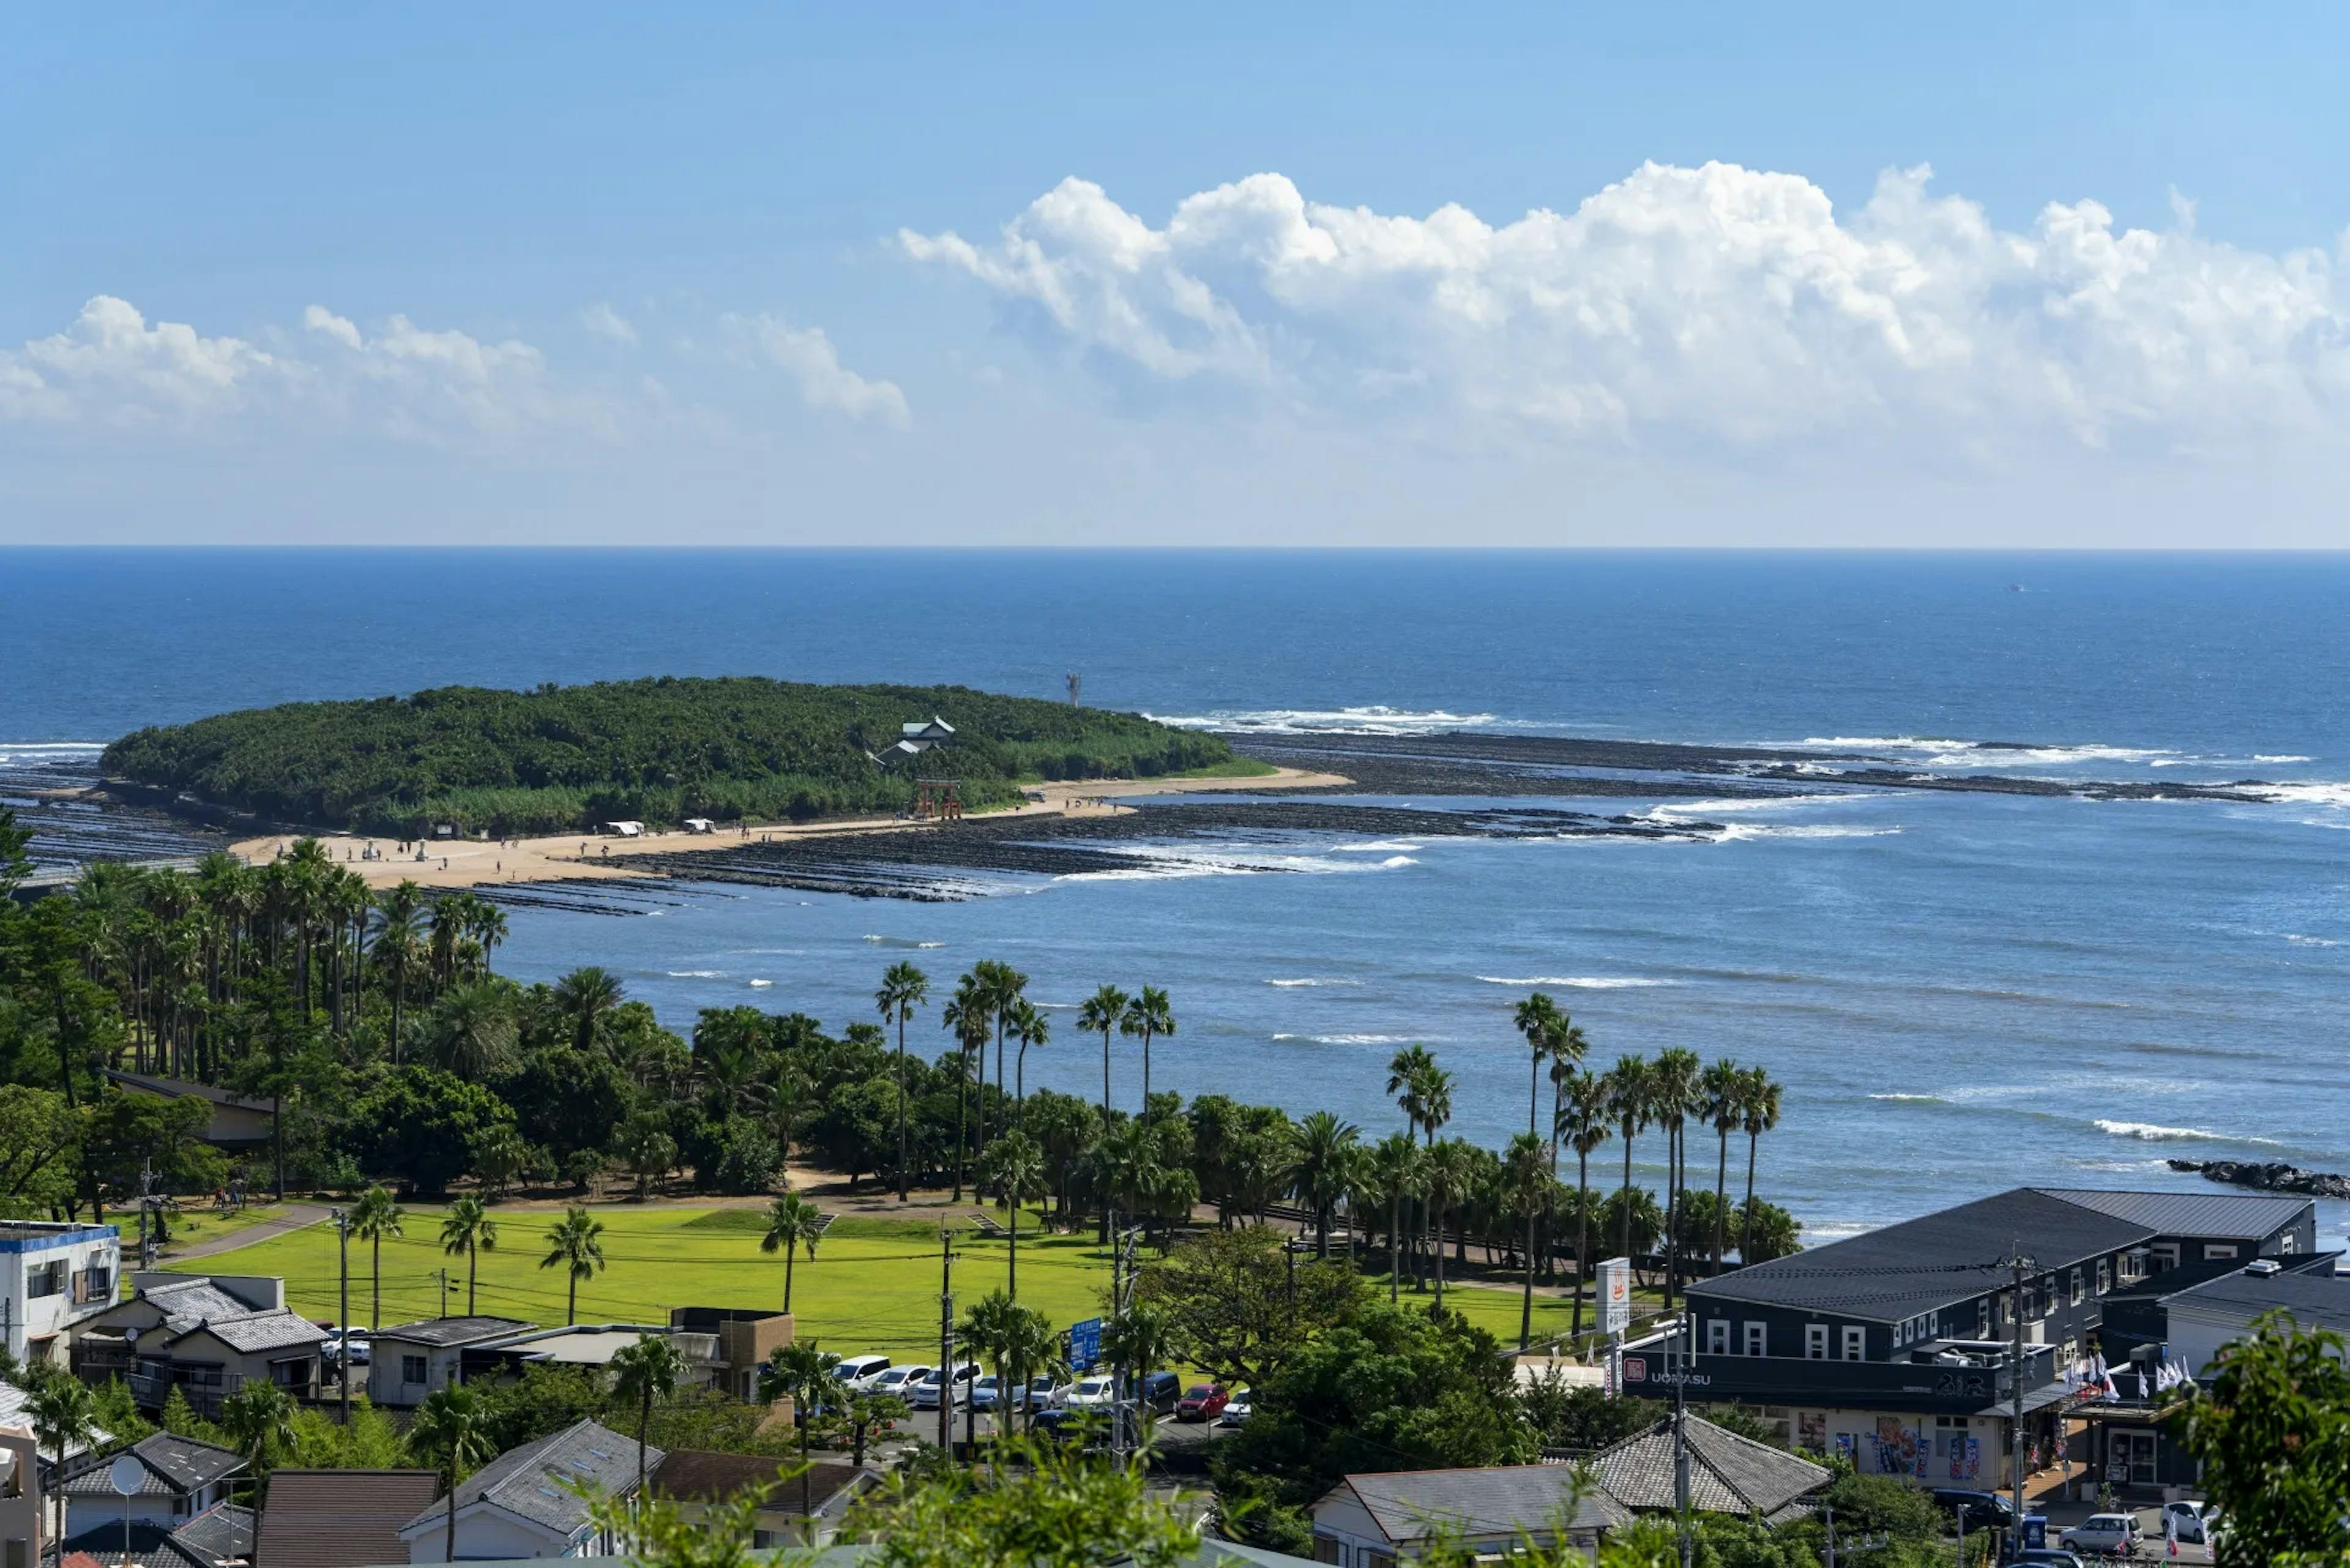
top-left (229, 764), bottom-right (1351, 890)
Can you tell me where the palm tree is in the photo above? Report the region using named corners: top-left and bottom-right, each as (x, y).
top-left (941, 976), bottom-right (991, 1201)
top-left (1739, 1067), bottom-right (1783, 1265)
top-left (1425, 1138), bottom-right (1477, 1310)
top-left (539, 1206), bottom-right (606, 1325)
top-left (998, 1301), bottom-right (1062, 1443)
top-left (1648, 1046), bottom-right (1701, 1307)
top-left (1384, 1044), bottom-right (1448, 1286)
top-left (439, 1195), bottom-right (497, 1316)
top-left (349, 1183), bottom-right (405, 1329)
top-left (1502, 1131), bottom-right (1547, 1351)
top-left (758, 1341), bottom-right (845, 1519)
top-left (760, 1190), bottom-right (824, 1313)
top-left (1076, 984), bottom-right (1130, 1135)
top-left (1557, 1069), bottom-right (1611, 1335)
top-left (1512, 992), bottom-right (1562, 1146)
top-left (1008, 999), bottom-right (1049, 1109)
top-left (26, 1375), bottom-right (95, 1510)
top-left (1605, 1055), bottom-right (1649, 1263)
top-left (1361, 1132), bottom-right (1425, 1305)
top-left (1699, 1058), bottom-right (1744, 1272)
top-left (977, 1131), bottom-right (1048, 1301)
top-left (551, 966), bottom-right (624, 1055)
top-left (429, 980), bottom-right (518, 1078)
top-left (219, 1381), bottom-right (295, 1491)
top-left (607, 1333), bottom-right (685, 1499)
top-left (412, 1386), bottom-right (493, 1562)
top-left (1543, 1020), bottom-right (1589, 1280)
top-left (1119, 986), bottom-right (1175, 1113)
top-left (371, 882), bottom-right (424, 1063)
top-left (874, 961), bottom-right (928, 1202)
top-left (1289, 1110), bottom-right (1360, 1258)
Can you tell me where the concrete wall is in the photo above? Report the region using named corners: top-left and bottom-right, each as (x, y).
top-left (0, 1425), bottom-right (39, 1568)
top-left (404, 1503), bottom-right (569, 1562)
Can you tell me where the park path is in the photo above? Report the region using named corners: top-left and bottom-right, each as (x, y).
top-left (162, 1201), bottom-right (334, 1261)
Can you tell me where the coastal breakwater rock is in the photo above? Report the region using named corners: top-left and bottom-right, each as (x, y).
top-left (2168, 1159), bottom-right (2350, 1200)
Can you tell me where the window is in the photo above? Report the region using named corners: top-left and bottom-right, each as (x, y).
top-left (1311, 1539), bottom-right (1343, 1566)
top-left (2204, 1243), bottom-right (2237, 1261)
top-left (1707, 1320), bottom-right (1728, 1354)
top-left (2150, 1243), bottom-right (2179, 1274)
top-left (2070, 1268), bottom-right (2084, 1306)
top-left (1842, 1326), bottom-right (1865, 1362)
top-left (402, 1354), bottom-right (428, 1385)
top-left (1744, 1322), bottom-right (1766, 1357)
top-left (26, 1261), bottom-right (64, 1299)
top-left (1805, 1324), bottom-right (1829, 1361)
top-left (2281, 1230), bottom-right (2299, 1254)
top-left (1977, 1300), bottom-right (1991, 1340)
top-left (2096, 1260), bottom-right (2111, 1296)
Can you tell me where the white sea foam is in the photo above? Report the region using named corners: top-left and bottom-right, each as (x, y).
top-left (2251, 782), bottom-right (2350, 808)
top-left (1267, 978), bottom-right (1363, 988)
top-left (2092, 1119), bottom-right (2280, 1145)
top-left (2256, 755), bottom-right (2315, 764)
top-left (1868, 1092), bottom-right (1946, 1104)
top-left (1144, 705), bottom-right (1498, 736)
top-left (1710, 823), bottom-right (1902, 842)
top-left (863, 935), bottom-right (947, 947)
top-left (1272, 1032), bottom-right (1420, 1045)
top-left (1474, 975), bottom-right (1676, 989)
top-left (1338, 840), bottom-right (1425, 852)
top-left (1794, 735), bottom-right (2181, 768)
top-left (666, 969), bottom-right (725, 979)
top-left (748, 979), bottom-right (774, 988)
top-left (2285, 933), bottom-right (2343, 947)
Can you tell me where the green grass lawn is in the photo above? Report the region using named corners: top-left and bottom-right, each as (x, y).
top-left (179, 1204), bottom-right (1631, 1364)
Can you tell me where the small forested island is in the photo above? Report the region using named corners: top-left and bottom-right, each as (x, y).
top-left (102, 677), bottom-right (1247, 836)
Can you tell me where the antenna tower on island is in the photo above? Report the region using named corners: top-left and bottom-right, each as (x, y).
top-left (1067, 671), bottom-right (1083, 707)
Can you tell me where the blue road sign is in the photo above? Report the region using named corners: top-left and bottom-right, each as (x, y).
top-left (1069, 1316), bottom-right (1103, 1370)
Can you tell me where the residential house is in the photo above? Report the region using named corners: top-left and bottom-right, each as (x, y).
top-left (0, 1381), bottom-right (107, 1527)
top-left (48, 1504), bottom-right (253, 1568)
top-left (458, 1326), bottom-right (718, 1389)
top-left (646, 1451), bottom-right (870, 1548)
top-left (255, 1469), bottom-right (439, 1568)
top-left (74, 1276), bottom-right (283, 1395)
top-left (665, 1310), bottom-right (793, 1403)
top-left (1310, 1468), bottom-right (1622, 1566)
top-left (1631, 1186), bottom-right (2318, 1490)
top-left (396, 1419), bottom-right (658, 1564)
top-left (58, 1435), bottom-right (244, 1539)
top-left (2, 1423), bottom-right (40, 1568)
top-left (1, 1225), bottom-right (120, 1367)
top-left (101, 1075), bottom-right (272, 1151)
top-left (1585, 1415), bottom-right (1829, 1525)
top-left (364, 1320), bottom-right (534, 1409)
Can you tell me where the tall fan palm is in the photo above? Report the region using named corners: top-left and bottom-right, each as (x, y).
top-left (1739, 1067), bottom-right (1783, 1264)
top-left (551, 965), bottom-right (624, 1055)
top-left (26, 1376), bottom-right (96, 1509)
top-left (438, 1195), bottom-right (497, 1315)
top-left (1502, 1131), bottom-right (1548, 1351)
top-left (966, 960), bottom-right (1027, 1152)
top-left (758, 1341), bottom-right (845, 1519)
top-left (349, 1183), bottom-right (405, 1330)
top-left (219, 1381), bottom-right (295, 1490)
top-left (1557, 1069), bottom-right (1612, 1336)
top-left (1512, 992), bottom-right (1563, 1145)
top-left (1543, 1021), bottom-right (1590, 1279)
top-left (1360, 1132), bottom-right (1425, 1305)
top-left (1604, 1055), bottom-right (1649, 1264)
top-left (608, 1334), bottom-right (686, 1499)
top-left (1425, 1138), bottom-right (1477, 1310)
top-left (1384, 1044), bottom-right (1446, 1286)
top-left (539, 1206), bottom-right (606, 1325)
top-left (978, 1130), bottom-right (1048, 1301)
top-left (371, 883), bottom-right (424, 1063)
top-left (1648, 1046), bottom-right (1702, 1307)
top-left (1120, 986), bottom-right (1176, 1114)
top-left (1076, 984), bottom-right (1130, 1135)
top-left (412, 1386), bottom-right (493, 1564)
top-left (874, 961), bottom-right (928, 1202)
top-left (941, 978), bottom-right (991, 1201)
top-left (760, 1190), bottom-right (824, 1313)
top-left (1698, 1058), bottom-right (1744, 1272)
top-left (1289, 1110), bottom-right (1360, 1258)
top-left (430, 980), bottom-right (518, 1079)
top-left (1009, 999), bottom-right (1049, 1110)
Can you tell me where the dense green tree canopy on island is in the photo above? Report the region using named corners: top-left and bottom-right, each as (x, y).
top-left (101, 677), bottom-right (1239, 835)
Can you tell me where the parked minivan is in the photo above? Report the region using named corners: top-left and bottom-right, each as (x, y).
top-left (836, 1354), bottom-right (892, 1391)
top-left (1139, 1370), bottom-right (1181, 1416)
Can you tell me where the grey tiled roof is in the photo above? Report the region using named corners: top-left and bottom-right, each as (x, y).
top-left (2032, 1189), bottom-right (2311, 1239)
top-left (651, 1451), bottom-right (865, 1515)
top-left (146, 1280), bottom-right (266, 1338)
top-left (169, 1503), bottom-right (255, 1565)
top-left (176, 1309), bottom-right (327, 1354)
top-left (1589, 1416), bottom-right (1829, 1518)
top-left (1692, 1188), bottom-right (2150, 1320)
top-left (403, 1419), bottom-right (658, 1538)
top-left (62, 1433), bottom-right (244, 1497)
top-left (0, 1378), bottom-right (109, 1462)
top-left (1337, 1466), bottom-right (1622, 1542)
top-left (48, 1523), bottom-right (215, 1568)
top-left (371, 1316), bottom-right (534, 1348)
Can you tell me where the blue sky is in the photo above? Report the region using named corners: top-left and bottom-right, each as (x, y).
top-left (9, 3), bottom-right (2350, 545)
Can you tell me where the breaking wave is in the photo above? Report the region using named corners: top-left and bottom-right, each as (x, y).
top-left (1474, 975), bottom-right (1677, 989)
top-left (1272, 1032), bottom-right (1422, 1046)
top-left (1146, 705), bottom-right (1497, 736)
top-left (1267, 977), bottom-right (1363, 988)
top-left (2092, 1119), bottom-right (2280, 1145)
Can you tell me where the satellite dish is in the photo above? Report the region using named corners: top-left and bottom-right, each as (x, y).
top-left (109, 1454), bottom-right (145, 1496)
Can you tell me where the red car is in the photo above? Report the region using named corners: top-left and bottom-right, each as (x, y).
top-left (1174, 1383), bottom-right (1229, 1422)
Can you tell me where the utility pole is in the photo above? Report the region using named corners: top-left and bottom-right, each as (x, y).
top-left (436, 1267), bottom-right (450, 1319)
top-left (332, 1207), bottom-right (352, 1425)
top-left (1822, 1504), bottom-right (1836, 1568)
top-left (138, 1160), bottom-right (158, 1271)
top-left (1285, 1238), bottom-right (1297, 1327)
top-left (2008, 1241), bottom-right (2035, 1550)
top-left (1672, 1315), bottom-right (1692, 1568)
top-left (938, 1226), bottom-right (956, 1458)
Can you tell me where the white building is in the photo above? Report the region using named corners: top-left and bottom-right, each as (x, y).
top-left (365, 1317), bottom-right (535, 1408)
top-left (0, 1222), bottom-right (119, 1366)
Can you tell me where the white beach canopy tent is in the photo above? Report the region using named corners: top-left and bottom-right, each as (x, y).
top-left (682, 818), bottom-right (717, 834)
top-left (603, 821), bottom-right (644, 837)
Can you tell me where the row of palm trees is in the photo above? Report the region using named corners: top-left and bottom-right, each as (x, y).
top-left (873, 961), bottom-right (1177, 1204)
top-left (70, 846), bottom-right (508, 1080)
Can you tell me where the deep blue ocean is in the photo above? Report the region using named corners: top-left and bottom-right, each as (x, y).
top-left (5, 548), bottom-right (2346, 1243)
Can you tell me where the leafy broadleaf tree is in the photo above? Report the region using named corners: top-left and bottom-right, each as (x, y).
top-left (2173, 1312), bottom-right (2350, 1565)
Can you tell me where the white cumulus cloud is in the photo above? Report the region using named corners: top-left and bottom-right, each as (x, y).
top-left (581, 302), bottom-right (639, 345)
top-left (728, 313), bottom-right (910, 427)
top-left (0, 296), bottom-right (284, 424)
top-left (900, 162), bottom-right (2350, 456)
